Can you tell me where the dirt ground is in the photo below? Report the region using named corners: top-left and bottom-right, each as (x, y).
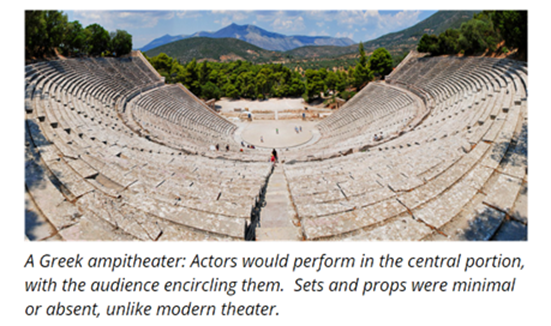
top-left (237, 119), bottom-right (317, 149)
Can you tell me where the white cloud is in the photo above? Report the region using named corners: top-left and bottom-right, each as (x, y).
top-left (271, 15), bottom-right (305, 32)
top-left (214, 17), bottom-right (234, 28)
top-left (252, 11), bottom-right (306, 32)
top-left (335, 31), bottom-right (354, 39)
top-left (72, 11), bottom-right (175, 29)
top-left (335, 10), bottom-right (380, 26)
top-left (176, 11), bottom-right (203, 19)
top-left (309, 30), bottom-right (329, 37)
top-left (378, 10), bottom-right (422, 32)
top-left (305, 10), bottom-right (340, 22)
top-left (211, 10), bottom-right (251, 26)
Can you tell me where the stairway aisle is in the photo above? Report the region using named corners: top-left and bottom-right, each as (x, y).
top-left (256, 164), bottom-right (302, 241)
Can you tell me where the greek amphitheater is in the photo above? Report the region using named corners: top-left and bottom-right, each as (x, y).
top-left (24, 51), bottom-right (527, 241)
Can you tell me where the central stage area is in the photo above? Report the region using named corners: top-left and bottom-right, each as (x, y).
top-left (237, 119), bottom-right (318, 148)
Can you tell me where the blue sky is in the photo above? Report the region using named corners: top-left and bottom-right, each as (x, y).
top-left (65, 10), bottom-right (438, 49)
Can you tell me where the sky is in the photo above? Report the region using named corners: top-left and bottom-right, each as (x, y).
top-left (65, 10), bottom-right (438, 49)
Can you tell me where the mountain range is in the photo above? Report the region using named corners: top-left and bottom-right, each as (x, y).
top-left (287, 10), bottom-right (480, 59)
top-left (139, 23), bottom-right (355, 52)
top-left (143, 10), bottom-right (479, 66)
top-left (144, 37), bottom-right (287, 64)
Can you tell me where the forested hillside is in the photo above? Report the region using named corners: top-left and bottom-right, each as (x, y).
top-left (417, 10), bottom-right (527, 60)
top-left (145, 37), bottom-right (286, 64)
top-left (145, 45), bottom-right (393, 102)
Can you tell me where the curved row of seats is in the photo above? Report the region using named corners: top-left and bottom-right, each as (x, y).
top-left (25, 52), bottom-right (272, 241)
top-left (289, 82), bottom-right (425, 158)
top-left (24, 52), bottom-right (527, 241)
top-left (126, 84), bottom-right (237, 153)
top-left (283, 55), bottom-right (527, 241)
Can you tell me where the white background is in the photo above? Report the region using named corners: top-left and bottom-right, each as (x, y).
top-left (3, 2), bottom-right (548, 325)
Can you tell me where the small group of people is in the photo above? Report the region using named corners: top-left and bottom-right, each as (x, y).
top-left (294, 126), bottom-right (303, 134)
top-left (212, 144), bottom-right (231, 151)
top-left (238, 141), bottom-right (256, 151)
top-left (239, 144), bottom-right (256, 152)
top-left (373, 132), bottom-right (384, 141)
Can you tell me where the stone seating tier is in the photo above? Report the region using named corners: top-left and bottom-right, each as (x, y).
top-left (25, 54), bottom-right (527, 241)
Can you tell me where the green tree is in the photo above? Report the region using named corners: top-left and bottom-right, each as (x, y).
top-left (353, 42), bottom-right (372, 89)
top-left (458, 15), bottom-right (497, 54)
top-left (325, 70), bottom-right (339, 94)
top-left (201, 81), bottom-right (221, 100)
top-left (26, 11), bottom-right (46, 58)
top-left (305, 69), bottom-right (326, 101)
top-left (417, 34), bottom-right (439, 53)
top-left (25, 10), bottom-right (68, 59)
top-left (358, 42), bottom-right (368, 67)
top-left (60, 20), bottom-right (86, 56)
top-left (224, 83), bottom-right (240, 99)
top-left (353, 64), bottom-right (371, 89)
top-left (199, 61), bottom-right (209, 85)
top-left (185, 59), bottom-right (201, 94)
top-left (437, 29), bottom-right (460, 55)
top-left (492, 11), bottom-right (527, 57)
top-left (110, 30), bottom-right (132, 57)
top-left (335, 71), bottom-right (348, 92)
top-left (237, 71), bottom-right (256, 98)
top-left (149, 53), bottom-right (173, 73)
top-left (368, 48), bottom-right (393, 79)
top-left (171, 63), bottom-right (189, 85)
top-left (288, 76), bottom-right (306, 97)
top-left (85, 23), bottom-right (110, 56)
top-left (255, 73), bottom-right (269, 99)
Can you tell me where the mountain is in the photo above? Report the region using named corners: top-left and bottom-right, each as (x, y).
top-left (140, 23), bottom-right (355, 52)
top-left (143, 11), bottom-right (479, 65)
top-left (189, 23), bottom-right (356, 51)
top-left (144, 37), bottom-right (286, 64)
top-left (358, 10), bottom-right (479, 53)
top-left (285, 10), bottom-right (480, 59)
top-left (140, 34), bottom-right (189, 52)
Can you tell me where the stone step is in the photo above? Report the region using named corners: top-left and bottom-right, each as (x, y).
top-left (256, 227), bottom-right (302, 241)
top-left (257, 165), bottom-right (302, 240)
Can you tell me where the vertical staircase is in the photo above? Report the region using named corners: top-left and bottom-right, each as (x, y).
top-left (256, 164), bottom-right (302, 240)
